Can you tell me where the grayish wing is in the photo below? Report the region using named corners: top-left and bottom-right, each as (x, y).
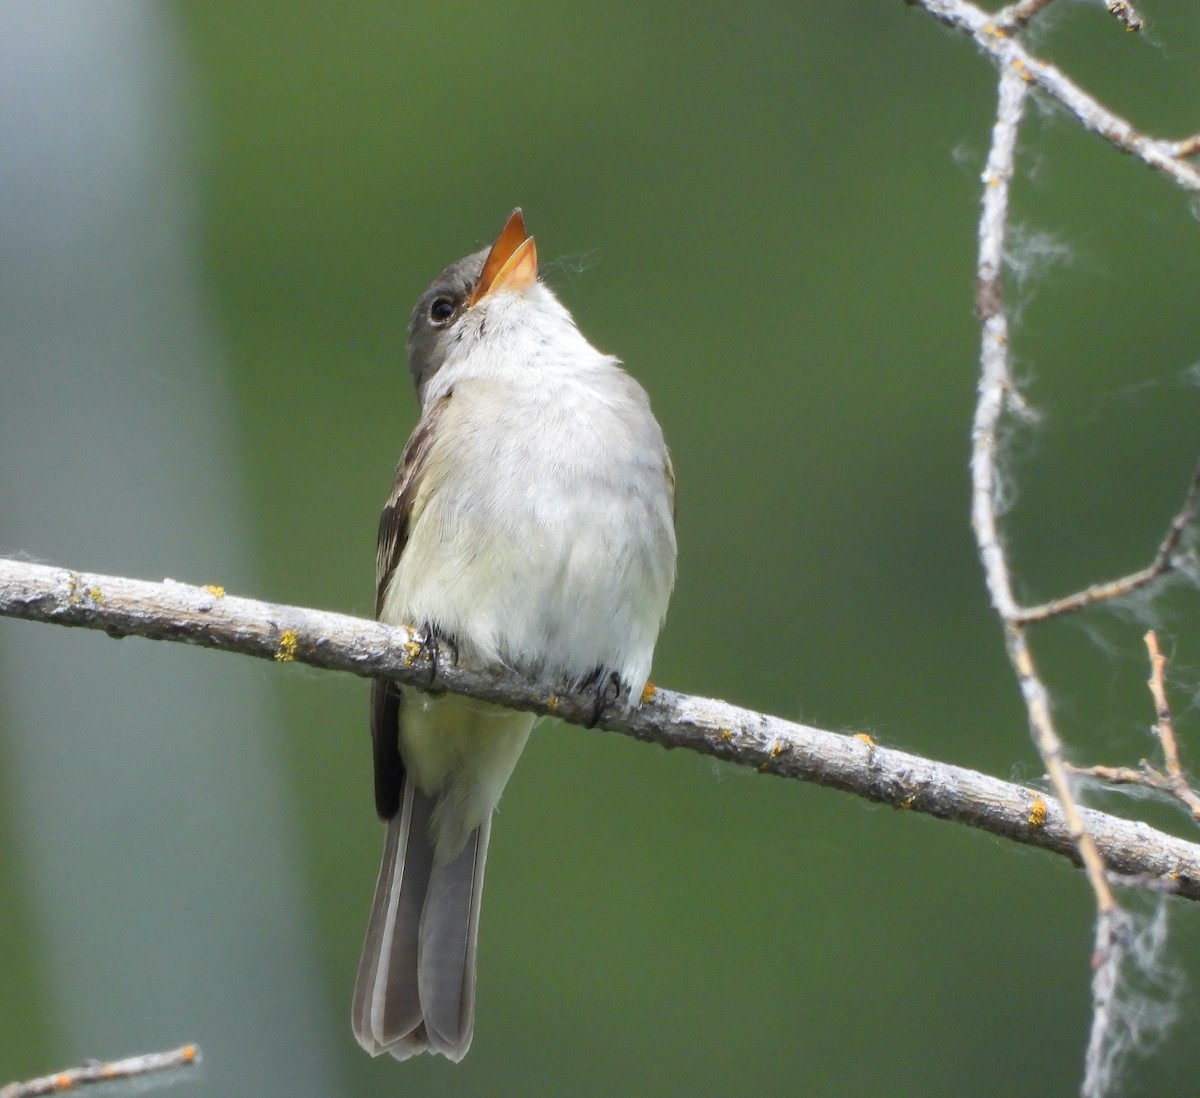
top-left (371, 394), bottom-right (451, 820)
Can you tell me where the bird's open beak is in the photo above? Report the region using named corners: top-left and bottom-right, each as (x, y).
top-left (469, 208), bottom-right (538, 307)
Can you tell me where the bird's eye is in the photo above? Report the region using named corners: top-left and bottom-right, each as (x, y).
top-left (429, 296), bottom-right (457, 325)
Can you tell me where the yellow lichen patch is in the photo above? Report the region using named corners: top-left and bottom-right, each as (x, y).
top-left (756, 739), bottom-right (784, 772)
top-left (89, 586), bottom-right (105, 605)
top-left (53, 1073), bottom-right (73, 1090)
top-left (853, 732), bottom-right (875, 747)
top-left (899, 795), bottom-right (916, 810)
top-left (719, 727), bottom-right (733, 742)
top-left (1028, 793), bottom-right (1048, 828)
top-left (1011, 57), bottom-right (1034, 83)
top-left (68, 572), bottom-right (79, 604)
top-left (640, 681), bottom-right (657, 704)
top-left (546, 695), bottom-right (560, 711)
top-left (182, 1045), bottom-right (198, 1063)
top-left (401, 639), bottom-right (423, 666)
top-left (203, 584), bottom-right (225, 598)
top-left (275, 629), bottom-right (299, 662)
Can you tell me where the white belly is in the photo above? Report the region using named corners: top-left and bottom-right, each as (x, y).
top-left (382, 369), bottom-right (675, 694)
top-left (400, 688), bottom-right (534, 858)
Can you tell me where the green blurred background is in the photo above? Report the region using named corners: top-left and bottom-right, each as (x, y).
top-left (3, 2), bottom-right (1200, 1095)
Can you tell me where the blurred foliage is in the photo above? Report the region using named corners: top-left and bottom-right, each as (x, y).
top-left (8, 1), bottom-right (1200, 1094)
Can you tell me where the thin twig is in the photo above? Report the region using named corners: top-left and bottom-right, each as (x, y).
top-left (912, 0), bottom-right (1200, 193)
top-left (916, 5), bottom-right (1200, 1086)
top-left (970, 64), bottom-right (1127, 1098)
top-left (1145, 632), bottom-right (1190, 796)
top-left (1015, 462), bottom-right (1200, 624)
top-left (1105, 0), bottom-right (1145, 33)
top-left (0, 1045), bottom-right (200, 1098)
top-left (1168, 135), bottom-right (1200, 159)
top-left (971, 66), bottom-right (1026, 623)
top-left (3, 556), bottom-right (1200, 896)
top-left (1083, 908), bottom-right (1131, 1098)
top-left (995, 0), bottom-right (1059, 31)
top-left (1068, 760), bottom-right (1177, 790)
top-left (972, 67), bottom-right (1117, 916)
top-left (1071, 633), bottom-right (1200, 824)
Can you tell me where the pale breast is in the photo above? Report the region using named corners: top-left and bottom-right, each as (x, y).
top-left (385, 365), bottom-right (676, 692)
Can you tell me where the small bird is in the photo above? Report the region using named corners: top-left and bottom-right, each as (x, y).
top-left (351, 210), bottom-right (677, 1061)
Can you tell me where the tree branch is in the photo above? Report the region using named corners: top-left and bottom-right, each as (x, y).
top-left (0, 1045), bottom-right (199, 1098)
top-left (1014, 462), bottom-right (1200, 625)
top-left (1069, 632), bottom-right (1200, 824)
top-left (912, 2), bottom-right (1200, 1092)
top-left (912, 0), bottom-right (1200, 194)
top-left (994, 0), bottom-right (1059, 33)
top-left (3, 556), bottom-right (1200, 898)
top-left (969, 68), bottom-right (1131, 1094)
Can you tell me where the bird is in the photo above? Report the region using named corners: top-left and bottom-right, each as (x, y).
top-left (351, 209), bottom-right (677, 1061)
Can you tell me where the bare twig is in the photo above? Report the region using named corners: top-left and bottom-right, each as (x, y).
top-left (912, 0), bottom-right (1200, 193)
top-left (971, 63), bottom-right (1132, 1098)
top-left (972, 66), bottom-right (1027, 624)
top-left (3, 556), bottom-right (1200, 896)
top-left (1083, 907), bottom-right (1132, 1098)
top-left (1015, 463), bottom-right (1200, 625)
top-left (1069, 760), bottom-right (1178, 791)
top-left (1145, 632), bottom-right (1195, 805)
top-left (1105, 0), bottom-right (1145, 33)
top-left (972, 67), bottom-right (1118, 919)
top-left (916, 3), bottom-right (1200, 1089)
top-left (0, 1045), bottom-right (200, 1098)
top-left (1070, 633), bottom-right (1200, 824)
top-left (995, 0), bottom-right (1059, 31)
top-left (1168, 134), bottom-right (1200, 159)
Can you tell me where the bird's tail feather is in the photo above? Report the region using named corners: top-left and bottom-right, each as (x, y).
top-left (351, 780), bottom-right (489, 1062)
top-left (418, 813), bottom-right (488, 1054)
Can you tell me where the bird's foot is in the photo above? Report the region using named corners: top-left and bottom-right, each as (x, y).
top-left (580, 668), bottom-right (624, 728)
top-left (417, 622), bottom-right (458, 686)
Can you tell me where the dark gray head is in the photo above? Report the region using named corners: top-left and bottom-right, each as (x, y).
top-left (405, 209), bottom-right (538, 402)
top-left (406, 247), bottom-right (487, 398)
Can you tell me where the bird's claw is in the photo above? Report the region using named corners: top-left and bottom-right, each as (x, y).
top-left (586, 669), bottom-right (623, 728)
top-left (417, 623), bottom-right (457, 686)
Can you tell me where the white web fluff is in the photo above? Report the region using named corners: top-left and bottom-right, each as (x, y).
top-left (1084, 896), bottom-right (1181, 1098)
